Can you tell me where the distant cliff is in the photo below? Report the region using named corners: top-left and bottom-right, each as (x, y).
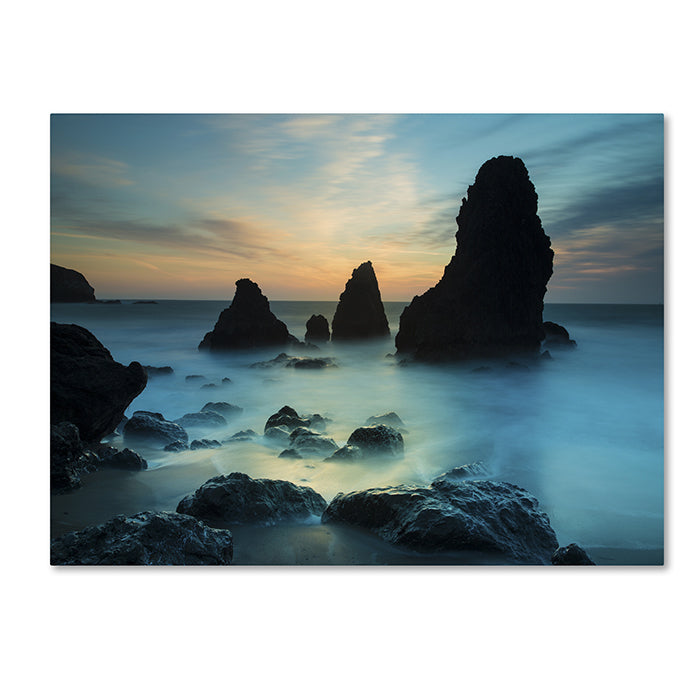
top-left (395, 156), bottom-right (554, 360)
top-left (51, 264), bottom-right (96, 303)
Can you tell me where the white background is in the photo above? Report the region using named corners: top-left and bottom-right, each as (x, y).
top-left (2, 2), bottom-right (695, 698)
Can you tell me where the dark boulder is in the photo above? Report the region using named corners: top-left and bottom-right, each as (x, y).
top-left (93, 445), bottom-right (147, 471)
top-left (322, 478), bottom-right (559, 563)
top-left (51, 323), bottom-right (148, 443)
top-left (123, 411), bottom-right (188, 447)
top-left (174, 410), bottom-right (228, 428)
top-left (305, 314), bottom-right (330, 343)
top-left (190, 439), bottom-right (222, 450)
top-left (50, 263), bottom-right (95, 303)
top-left (331, 261), bottom-right (390, 340)
top-left (164, 440), bottom-right (189, 452)
top-left (50, 511), bottom-right (235, 565)
top-left (199, 278), bottom-right (298, 350)
top-left (543, 321), bottom-right (577, 349)
top-left (201, 401), bottom-right (243, 418)
top-left (395, 156), bottom-right (554, 360)
top-left (264, 406), bottom-right (327, 433)
top-left (50, 422), bottom-right (96, 492)
top-left (551, 543), bottom-right (595, 565)
top-left (176, 472), bottom-right (327, 525)
top-left (346, 424), bottom-right (404, 458)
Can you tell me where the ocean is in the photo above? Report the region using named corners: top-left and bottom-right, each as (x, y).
top-left (50, 300), bottom-right (664, 565)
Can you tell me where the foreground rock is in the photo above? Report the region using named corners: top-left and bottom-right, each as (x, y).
top-left (288, 427), bottom-right (338, 457)
top-left (50, 263), bottom-right (96, 303)
top-left (92, 445), bottom-right (148, 471)
top-left (331, 261), bottom-right (390, 340)
top-left (322, 478), bottom-right (558, 563)
top-left (51, 422), bottom-right (97, 492)
top-left (305, 314), bottom-right (330, 343)
top-left (176, 472), bottom-right (327, 525)
top-left (51, 511), bottom-right (235, 565)
top-left (51, 323), bottom-right (148, 443)
top-left (201, 401), bottom-right (243, 418)
top-left (551, 543), bottom-right (595, 565)
top-left (199, 278), bottom-right (298, 350)
top-left (123, 411), bottom-right (188, 447)
top-left (347, 424), bottom-right (404, 457)
top-left (395, 156), bottom-right (554, 360)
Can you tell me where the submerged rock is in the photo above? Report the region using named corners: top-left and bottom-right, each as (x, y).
top-left (251, 352), bottom-right (337, 369)
top-left (199, 278), bottom-right (298, 350)
top-left (331, 261), bottom-right (390, 340)
top-left (305, 314), bottom-right (330, 343)
top-left (543, 321), bottom-right (577, 349)
top-left (223, 429), bottom-right (258, 443)
top-left (288, 427), bottom-right (338, 457)
top-left (51, 323), bottom-right (148, 443)
top-left (322, 478), bottom-right (558, 563)
top-left (123, 411), bottom-right (188, 447)
top-left (50, 263), bottom-right (96, 303)
top-left (551, 543), bottom-right (595, 565)
top-left (50, 511), bottom-right (235, 565)
top-left (176, 472), bottom-right (327, 525)
top-left (365, 412), bottom-right (407, 431)
top-left (164, 440), bottom-right (189, 452)
top-left (174, 410), bottom-right (228, 428)
top-left (395, 156), bottom-right (554, 360)
top-left (278, 448), bottom-right (303, 459)
top-left (325, 445), bottom-right (364, 462)
top-left (346, 424), bottom-right (404, 458)
top-left (143, 365), bottom-right (174, 377)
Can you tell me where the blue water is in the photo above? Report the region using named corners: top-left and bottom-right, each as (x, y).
top-left (50, 300), bottom-right (664, 564)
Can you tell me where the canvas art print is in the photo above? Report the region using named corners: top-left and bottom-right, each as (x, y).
top-left (49, 113), bottom-right (664, 566)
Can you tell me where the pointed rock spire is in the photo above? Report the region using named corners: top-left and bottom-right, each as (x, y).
top-left (331, 261), bottom-right (390, 340)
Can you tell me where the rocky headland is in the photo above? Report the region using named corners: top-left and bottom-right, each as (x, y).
top-left (395, 156), bottom-right (558, 360)
top-left (50, 264), bottom-right (96, 303)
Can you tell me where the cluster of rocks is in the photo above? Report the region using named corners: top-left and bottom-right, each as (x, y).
top-left (51, 466), bottom-right (595, 566)
top-left (251, 352), bottom-right (337, 370)
top-left (51, 421), bottom-right (147, 493)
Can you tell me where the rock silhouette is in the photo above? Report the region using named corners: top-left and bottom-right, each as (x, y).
top-left (51, 323), bottom-right (147, 443)
top-left (50, 264), bottom-right (96, 303)
top-left (395, 156), bottom-right (554, 360)
top-left (199, 278), bottom-right (297, 350)
top-left (305, 314), bottom-right (330, 342)
top-left (331, 261), bottom-right (390, 340)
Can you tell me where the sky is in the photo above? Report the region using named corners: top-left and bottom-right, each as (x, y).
top-left (50, 113), bottom-right (664, 303)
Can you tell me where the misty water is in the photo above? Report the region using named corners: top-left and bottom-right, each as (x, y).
top-left (50, 300), bottom-right (664, 565)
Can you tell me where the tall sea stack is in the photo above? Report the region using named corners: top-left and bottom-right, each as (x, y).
top-left (331, 261), bottom-right (390, 340)
top-left (199, 278), bottom-right (296, 350)
top-left (395, 156), bottom-right (554, 360)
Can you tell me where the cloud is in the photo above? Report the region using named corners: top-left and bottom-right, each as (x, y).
top-left (52, 152), bottom-right (134, 188)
